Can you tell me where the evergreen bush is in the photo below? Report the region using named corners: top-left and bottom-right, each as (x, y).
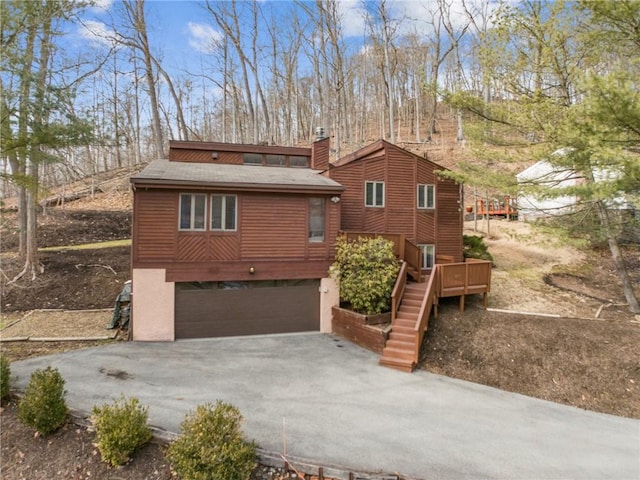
top-left (0, 356), bottom-right (10, 404)
top-left (92, 395), bottom-right (152, 467)
top-left (167, 401), bottom-right (256, 480)
top-left (463, 234), bottom-right (494, 262)
top-left (330, 236), bottom-right (400, 314)
top-left (18, 366), bottom-right (67, 435)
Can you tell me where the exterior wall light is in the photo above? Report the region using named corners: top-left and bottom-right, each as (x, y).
top-left (212, 151), bottom-right (219, 160)
top-left (330, 196), bottom-right (341, 204)
top-left (249, 266), bottom-right (255, 274)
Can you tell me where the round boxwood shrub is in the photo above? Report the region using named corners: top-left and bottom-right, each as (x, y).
top-left (92, 395), bottom-right (152, 467)
top-left (0, 356), bottom-right (10, 404)
top-left (167, 401), bottom-right (256, 480)
top-left (18, 366), bottom-right (67, 435)
top-left (330, 236), bottom-right (400, 314)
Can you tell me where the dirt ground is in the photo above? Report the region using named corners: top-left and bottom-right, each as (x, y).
top-left (1, 194), bottom-right (639, 479)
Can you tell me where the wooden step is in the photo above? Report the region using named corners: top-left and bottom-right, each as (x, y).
top-left (381, 346), bottom-right (414, 361)
top-left (388, 331), bottom-right (415, 343)
top-left (379, 355), bottom-right (415, 372)
top-left (390, 325), bottom-right (414, 335)
top-left (385, 339), bottom-right (414, 350)
top-left (394, 318), bottom-right (416, 329)
top-left (401, 299), bottom-right (422, 308)
top-left (397, 309), bottom-right (418, 318)
top-left (404, 292), bottom-right (424, 301)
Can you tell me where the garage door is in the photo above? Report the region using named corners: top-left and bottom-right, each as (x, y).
top-left (175, 279), bottom-right (320, 339)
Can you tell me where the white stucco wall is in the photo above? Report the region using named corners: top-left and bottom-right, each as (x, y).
top-left (319, 277), bottom-right (339, 333)
top-left (131, 268), bottom-right (175, 341)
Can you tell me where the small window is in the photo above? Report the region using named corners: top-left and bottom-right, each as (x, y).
top-left (243, 153), bottom-right (262, 165)
top-left (418, 244), bottom-right (435, 269)
top-left (211, 194), bottom-right (237, 231)
top-left (365, 181), bottom-right (384, 207)
top-left (265, 154), bottom-right (286, 166)
top-left (179, 194), bottom-right (206, 231)
top-left (289, 155), bottom-right (309, 168)
top-left (417, 184), bottom-right (435, 209)
top-left (308, 197), bottom-right (325, 242)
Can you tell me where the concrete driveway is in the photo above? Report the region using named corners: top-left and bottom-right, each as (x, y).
top-left (10, 333), bottom-right (639, 479)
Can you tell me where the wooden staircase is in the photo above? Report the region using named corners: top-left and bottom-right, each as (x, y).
top-left (379, 282), bottom-right (428, 372)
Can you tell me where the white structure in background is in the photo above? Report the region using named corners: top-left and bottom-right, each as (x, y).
top-left (516, 159), bottom-right (578, 221)
top-left (516, 149), bottom-right (636, 221)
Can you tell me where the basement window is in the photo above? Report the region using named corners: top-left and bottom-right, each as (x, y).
top-left (418, 244), bottom-right (435, 269)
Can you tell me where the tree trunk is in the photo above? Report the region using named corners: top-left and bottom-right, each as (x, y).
top-left (595, 201), bottom-right (640, 313)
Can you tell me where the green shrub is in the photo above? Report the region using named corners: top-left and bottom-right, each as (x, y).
top-left (92, 395), bottom-right (152, 467)
top-left (167, 401), bottom-right (256, 480)
top-left (463, 234), bottom-right (494, 262)
top-left (0, 356), bottom-right (10, 404)
top-left (330, 236), bottom-right (400, 314)
top-left (18, 366), bottom-right (67, 435)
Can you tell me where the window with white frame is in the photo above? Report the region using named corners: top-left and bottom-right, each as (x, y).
top-left (211, 194), bottom-right (237, 231)
top-left (418, 244), bottom-right (435, 269)
top-left (417, 184), bottom-right (435, 209)
top-left (179, 194), bottom-right (207, 231)
top-left (365, 181), bottom-right (385, 207)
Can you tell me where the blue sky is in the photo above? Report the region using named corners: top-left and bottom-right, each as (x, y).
top-left (75, 0), bottom-right (487, 74)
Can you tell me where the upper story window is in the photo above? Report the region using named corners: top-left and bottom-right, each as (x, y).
top-left (179, 194), bottom-right (207, 231)
top-left (308, 197), bottom-right (325, 242)
top-left (365, 181), bottom-right (385, 207)
top-left (242, 152), bottom-right (310, 167)
top-left (211, 194), bottom-right (237, 231)
top-left (290, 155), bottom-right (309, 168)
top-left (243, 153), bottom-right (262, 165)
top-left (265, 154), bottom-right (286, 166)
top-left (418, 244), bottom-right (435, 269)
top-left (417, 184), bottom-right (435, 209)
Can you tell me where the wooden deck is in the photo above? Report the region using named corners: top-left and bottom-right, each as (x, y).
top-left (379, 258), bottom-right (492, 372)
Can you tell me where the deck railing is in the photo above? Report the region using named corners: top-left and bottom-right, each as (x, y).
top-left (411, 267), bottom-right (438, 364)
top-left (403, 239), bottom-right (422, 282)
top-left (391, 261), bottom-right (408, 322)
top-left (436, 258), bottom-right (492, 311)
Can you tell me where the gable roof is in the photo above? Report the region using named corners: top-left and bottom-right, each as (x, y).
top-left (131, 160), bottom-right (344, 194)
top-left (331, 139), bottom-right (450, 172)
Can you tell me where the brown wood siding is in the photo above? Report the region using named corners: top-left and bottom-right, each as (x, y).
top-left (168, 149), bottom-right (243, 164)
top-left (175, 281), bottom-right (320, 338)
top-left (386, 147), bottom-right (416, 239)
top-left (177, 234), bottom-right (208, 262)
top-left (436, 179), bottom-right (463, 261)
top-left (209, 235), bottom-right (240, 261)
top-left (364, 157), bottom-right (385, 180)
top-left (364, 209), bottom-right (386, 232)
top-left (416, 211), bottom-right (436, 244)
top-left (329, 142), bottom-right (463, 262)
top-left (417, 157), bottom-right (438, 184)
top-left (329, 163), bottom-right (365, 231)
top-left (240, 193), bottom-right (307, 258)
top-left (166, 259), bottom-right (332, 283)
top-left (133, 190), bottom-right (177, 264)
